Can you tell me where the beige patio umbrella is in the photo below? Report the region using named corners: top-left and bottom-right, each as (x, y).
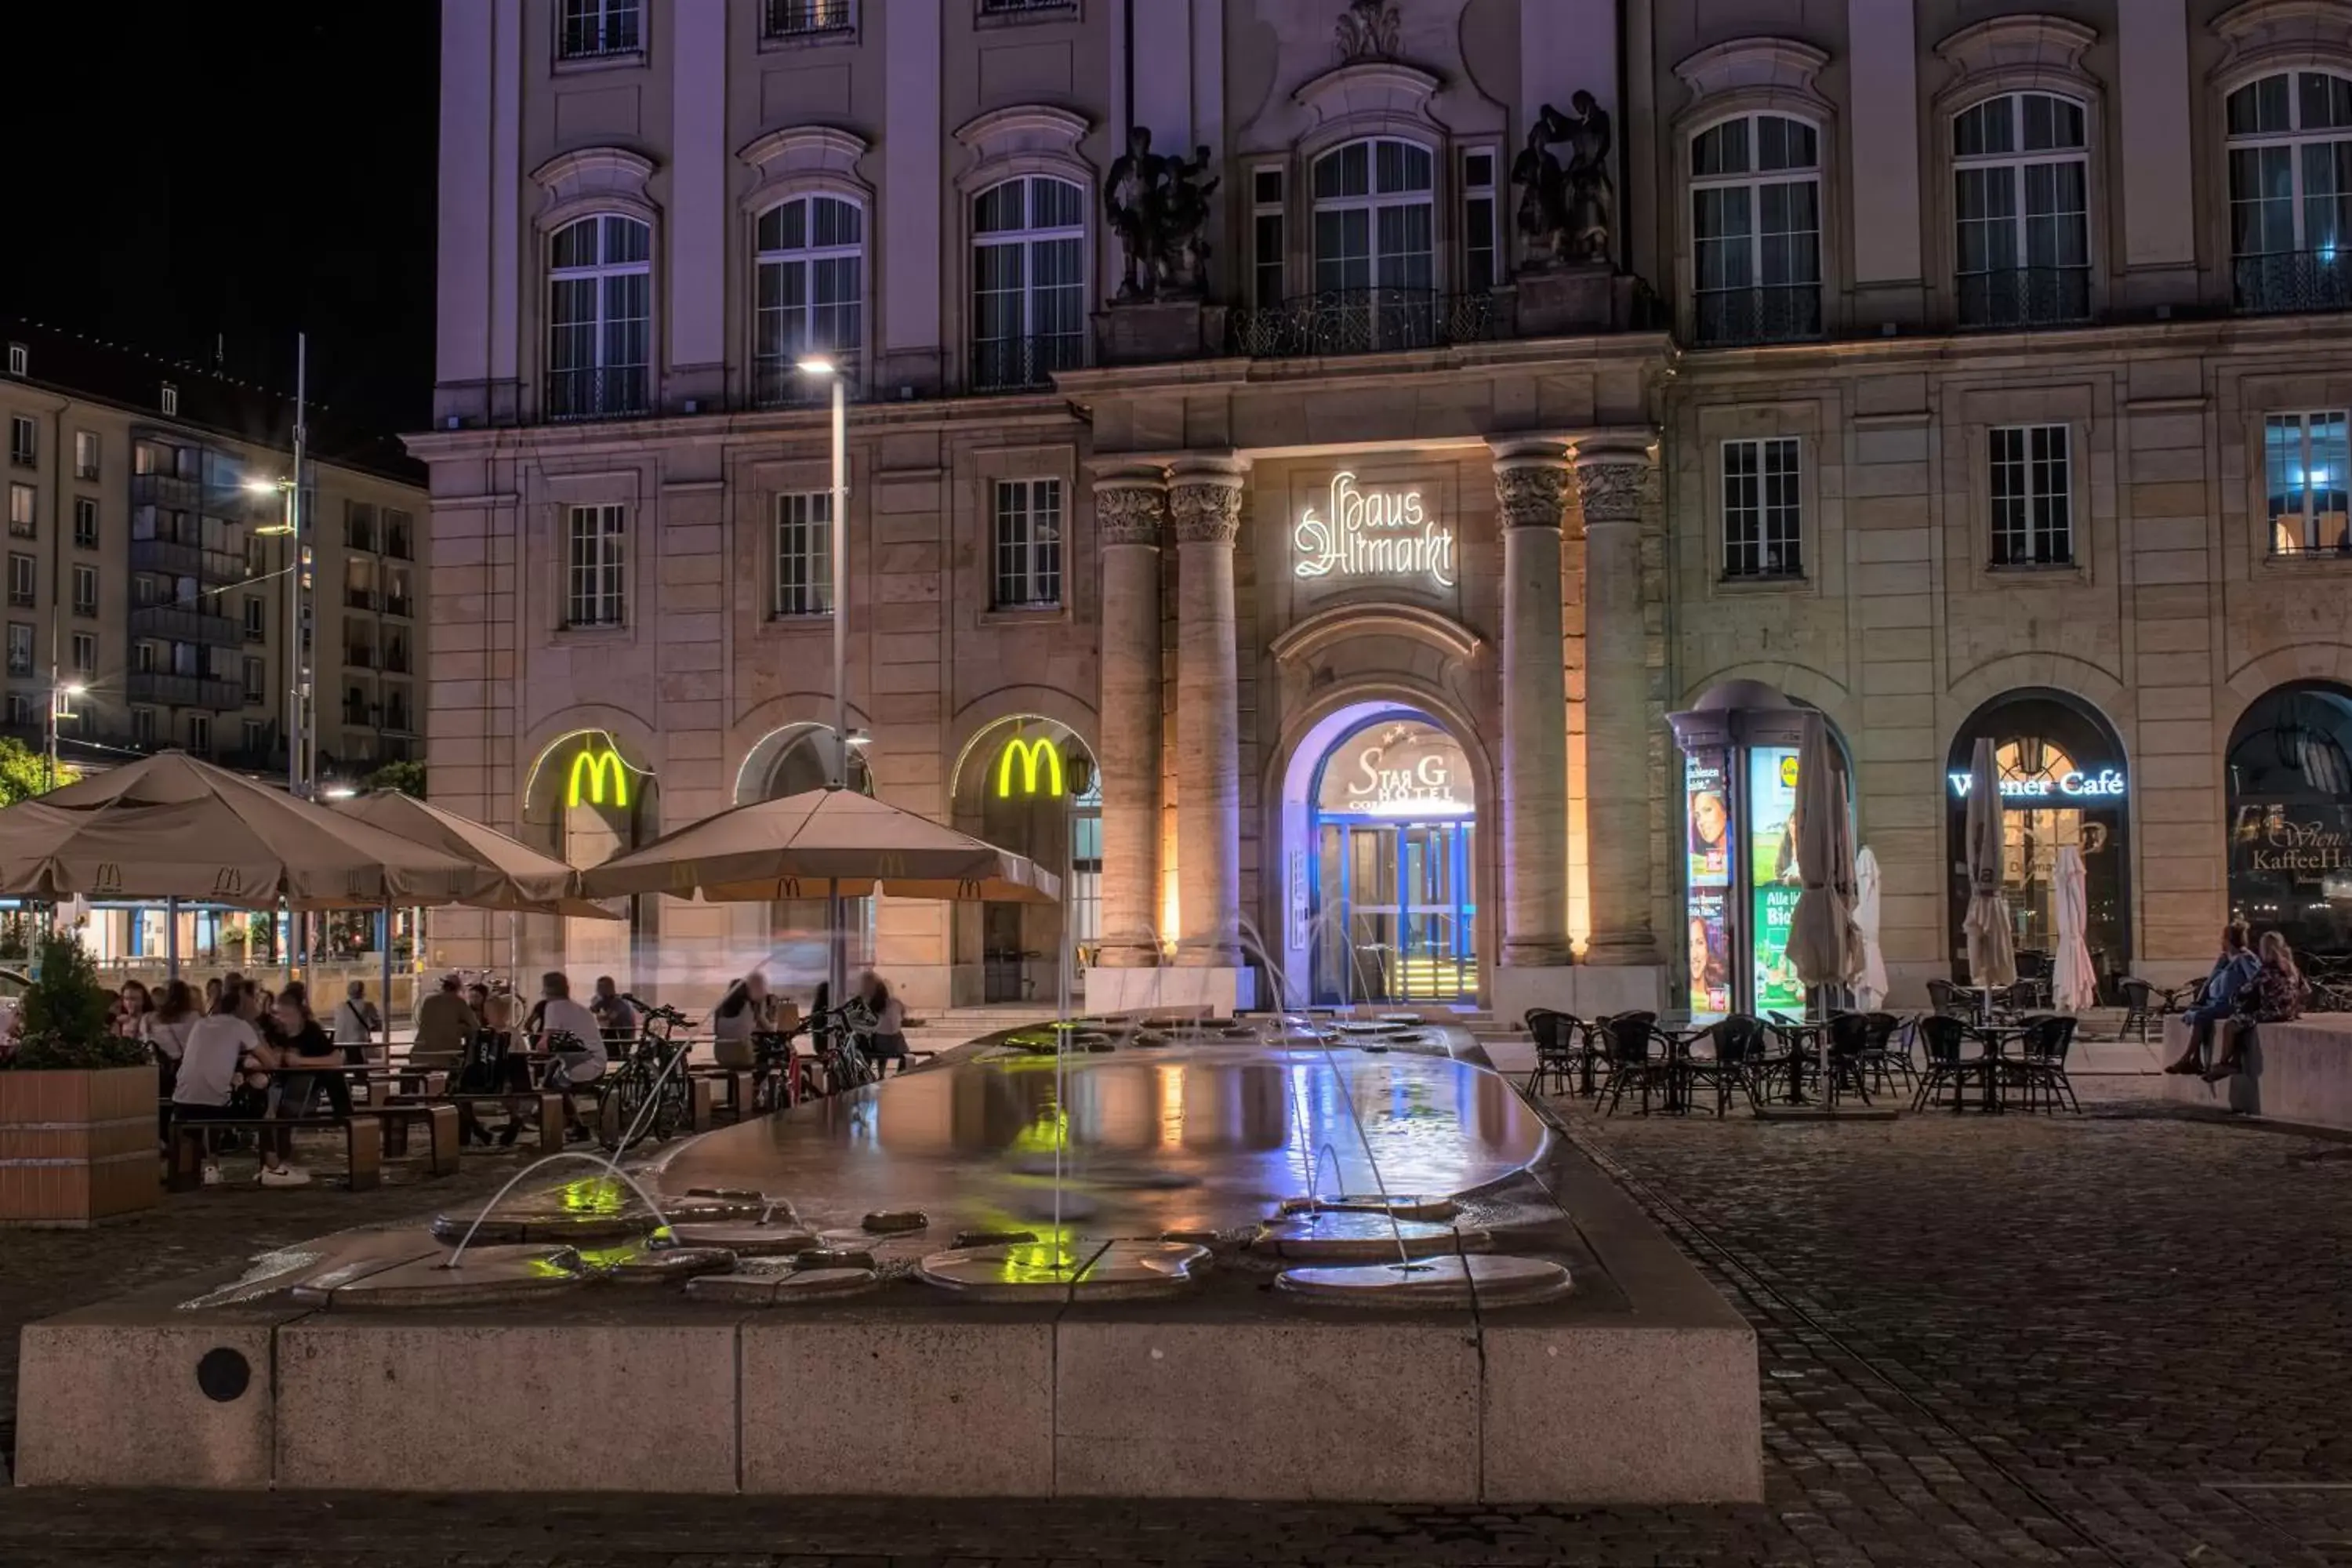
top-left (331, 790), bottom-right (619, 918)
top-left (578, 786), bottom-right (1060, 905)
top-left (1787, 712), bottom-right (1861, 1007)
top-left (1962, 736), bottom-right (2017, 990)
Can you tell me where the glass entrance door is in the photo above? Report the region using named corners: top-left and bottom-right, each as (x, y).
top-left (1312, 818), bottom-right (1477, 1003)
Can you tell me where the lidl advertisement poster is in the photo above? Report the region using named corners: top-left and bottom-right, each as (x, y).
top-left (1750, 746), bottom-right (1806, 1011)
top-left (1685, 749), bottom-right (1733, 1014)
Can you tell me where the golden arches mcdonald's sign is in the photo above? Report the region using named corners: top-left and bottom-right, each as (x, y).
top-left (995, 736), bottom-right (1064, 798)
top-left (567, 746), bottom-right (633, 809)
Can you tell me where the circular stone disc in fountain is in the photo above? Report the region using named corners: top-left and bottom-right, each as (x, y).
top-left (665, 1221), bottom-right (818, 1256)
top-left (775, 1265), bottom-right (880, 1299)
top-left (295, 1245), bottom-right (590, 1309)
top-left (862, 1209), bottom-right (928, 1234)
top-left (1278, 1192), bottom-right (1461, 1222)
top-left (1255, 1211), bottom-right (1488, 1261)
top-left (578, 1242), bottom-right (739, 1283)
top-left (1070, 1240), bottom-right (1211, 1299)
top-left (1276, 1254), bottom-right (1571, 1308)
top-left (918, 1241), bottom-right (1086, 1298)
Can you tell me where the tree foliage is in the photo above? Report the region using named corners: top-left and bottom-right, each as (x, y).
top-left (364, 758), bottom-right (426, 798)
top-left (4, 931), bottom-right (143, 1070)
top-left (0, 737), bottom-right (74, 807)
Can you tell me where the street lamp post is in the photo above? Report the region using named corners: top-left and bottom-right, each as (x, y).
top-left (43, 680), bottom-right (85, 792)
top-left (797, 356), bottom-right (851, 1011)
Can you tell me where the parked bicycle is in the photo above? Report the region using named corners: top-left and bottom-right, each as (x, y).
top-left (595, 995), bottom-right (695, 1149)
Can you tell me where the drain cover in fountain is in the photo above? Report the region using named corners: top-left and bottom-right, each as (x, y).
top-left (1254, 1211), bottom-right (1487, 1261)
top-left (1276, 1254), bottom-right (1571, 1308)
top-left (665, 1221), bottom-right (818, 1256)
top-left (862, 1209), bottom-right (929, 1234)
top-left (293, 1245), bottom-right (590, 1308)
top-left (1278, 1192), bottom-right (1460, 1221)
top-left (577, 1241), bottom-right (739, 1283)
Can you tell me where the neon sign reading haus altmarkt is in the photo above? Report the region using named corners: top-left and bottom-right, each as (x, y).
top-left (1292, 471), bottom-right (1457, 589)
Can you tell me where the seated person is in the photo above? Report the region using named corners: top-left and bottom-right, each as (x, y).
top-left (2205, 931), bottom-right (2307, 1081)
top-left (174, 990), bottom-right (299, 1187)
top-left (410, 974), bottom-right (479, 1078)
top-left (526, 972), bottom-right (608, 1141)
top-left (710, 972), bottom-right (773, 1071)
top-left (2164, 925), bottom-right (2260, 1074)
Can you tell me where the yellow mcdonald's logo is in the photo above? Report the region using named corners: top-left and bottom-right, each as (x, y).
top-left (995, 736), bottom-right (1064, 798)
top-left (568, 746), bottom-right (632, 808)
top-left (877, 851), bottom-right (907, 879)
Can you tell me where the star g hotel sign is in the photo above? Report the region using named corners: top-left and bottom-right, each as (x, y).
top-left (1292, 472), bottom-right (1457, 590)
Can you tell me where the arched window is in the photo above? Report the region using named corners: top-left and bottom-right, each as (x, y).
top-left (546, 214), bottom-right (652, 420)
top-left (1690, 114), bottom-right (1821, 346)
top-left (1308, 138), bottom-right (1436, 350)
top-left (753, 194), bottom-right (864, 408)
top-left (1952, 92), bottom-right (2089, 327)
top-left (2227, 71), bottom-right (2352, 311)
top-left (2227, 681), bottom-right (2352, 956)
top-left (971, 176), bottom-right (1085, 391)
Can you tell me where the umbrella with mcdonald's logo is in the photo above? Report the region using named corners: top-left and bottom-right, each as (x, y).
top-left (578, 786), bottom-right (1059, 905)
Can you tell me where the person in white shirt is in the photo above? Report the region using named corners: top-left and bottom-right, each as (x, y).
top-left (146, 978), bottom-right (201, 1141)
top-left (710, 971), bottom-right (773, 1069)
top-left (526, 971), bottom-right (608, 1142)
top-left (852, 970), bottom-right (910, 1075)
top-left (174, 990), bottom-right (304, 1187)
top-left (331, 981), bottom-right (383, 1065)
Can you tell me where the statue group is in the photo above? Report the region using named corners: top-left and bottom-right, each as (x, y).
top-left (1512, 92), bottom-right (1615, 269)
top-left (1104, 127), bottom-right (1221, 301)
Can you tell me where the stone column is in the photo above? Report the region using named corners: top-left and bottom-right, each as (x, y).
top-left (1168, 454), bottom-right (1247, 968)
top-left (1492, 441), bottom-right (1573, 969)
top-left (1091, 468), bottom-right (1167, 966)
top-left (1576, 437), bottom-right (1660, 966)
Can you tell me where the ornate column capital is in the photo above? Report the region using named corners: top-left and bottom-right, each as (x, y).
top-left (1491, 441), bottom-right (1572, 533)
top-left (1091, 467), bottom-right (1169, 550)
top-left (1571, 435), bottom-right (1655, 528)
top-left (1168, 452), bottom-right (1247, 546)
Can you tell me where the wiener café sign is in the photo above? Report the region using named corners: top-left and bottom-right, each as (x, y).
top-left (1292, 472), bottom-right (1457, 590)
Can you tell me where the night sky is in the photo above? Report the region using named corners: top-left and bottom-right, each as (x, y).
top-left (0, 2), bottom-right (441, 440)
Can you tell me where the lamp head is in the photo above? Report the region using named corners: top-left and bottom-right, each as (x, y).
top-left (794, 355), bottom-right (838, 376)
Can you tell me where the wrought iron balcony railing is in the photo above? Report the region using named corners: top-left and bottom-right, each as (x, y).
top-left (2234, 250), bottom-right (2352, 315)
top-left (753, 354), bottom-right (860, 408)
top-left (762, 0), bottom-right (851, 37)
top-left (967, 334), bottom-right (1084, 394)
top-left (1229, 288), bottom-right (1497, 359)
top-left (544, 365), bottom-right (652, 423)
top-left (558, 11), bottom-right (640, 59)
top-left (979, 0), bottom-right (1077, 14)
top-left (1690, 284), bottom-right (1823, 347)
top-left (1957, 266), bottom-right (2091, 330)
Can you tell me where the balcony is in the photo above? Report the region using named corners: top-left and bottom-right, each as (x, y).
top-left (129, 473), bottom-right (201, 510)
top-left (762, 0), bottom-right (850, 38)
top-left (383, 595), bottom-right (414, 619)
top-left (382, 709), bottom-right (416, 736)
top-left (130, 537), bottom-right (243, 583)
top-left (1229, 289), bottom-right (1497, 360)
top-left (126, 671), bottom-right (244, 712)
top-left (1690, 284), bottom-right (1823, 347)
top-left (384, 525), bottom-right (413, 561)
top-left (382, 647), bottom-right (412, 674)
top-left (2234, 250), bottom-right (2352, 315)
top-left (343, 701), bottom-right (372, 728)
top-left (754, 353), bottom-right (859, 409)
top-left (129, 604), bottom-right (238, 648)
top-left (345, 587), bottom-right (378, 612)
top-left (343, 645), bottom-right (376, 670)
top-left (967, 334), bottom-right (1084, 394)
top-left (345, 523), bottom-right (376, 553)
top-left (545, 365), bottom-right (652, 422)
top-left (1958, 266), bottom-right (2091, 331)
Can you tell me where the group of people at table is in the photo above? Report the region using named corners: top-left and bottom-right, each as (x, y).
top-left (115, 962), bottom-right (911, 1188)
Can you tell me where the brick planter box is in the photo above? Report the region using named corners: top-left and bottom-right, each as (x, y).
top-left (0, 1066), bottom-right (160, 1226)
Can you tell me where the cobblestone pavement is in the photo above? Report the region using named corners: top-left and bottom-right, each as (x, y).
top-left (5, 1085), bottom-right (2352, 1566)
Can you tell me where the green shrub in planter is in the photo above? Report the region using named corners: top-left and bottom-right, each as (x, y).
top-left (2, 931), bottom-right (146, 1071)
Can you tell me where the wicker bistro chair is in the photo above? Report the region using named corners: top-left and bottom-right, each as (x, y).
top-left (1599, 1013), bottom-right (1670, 1116)
top-left (1857, 1011), bottom-right (1914, 1093)
top-left (1522, 1008), bottom-right (1582, 1098)
top-left (2009, 1014), bottom-right (2082, 1113)
top-left (1681, 1014), bottom-right (1769, 1116)
top-left (2117, 978), bottom-right (2158, 1044)
top-left (1821, 1013), bottom-right (1879, 1107)
top-left (1912, 1014), bottom-right (1991, 1112)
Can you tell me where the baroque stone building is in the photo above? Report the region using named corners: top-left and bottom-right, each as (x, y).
top-left (416, 0), bottom-right (2352, 1013)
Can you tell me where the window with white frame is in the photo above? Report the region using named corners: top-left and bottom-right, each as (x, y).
top-left (187, 713), bottom-right (210, 756)
top-left (1462, 148), bottom-right (1500, 296)
top-left (244, 655), bottom-right (267, 702)
top-left (8, 416), bottom-right (33, 467)
top-left (991, 477), bottom-right (1062, 608)
top-left (72, 430), bottom-right (96, 480)
top-left (243, 594), bottom-right (265, 641)
top-left (2265, 410), bottom-right (2351, 554)
top-left (762, 0), bottom-right (851, 38)
top-left (1690, 114), bottom-right (1823, 346)
top-left (1070, 767), bottom-right (1102, 955)
top-left (1953, 93), bottom-right (2089, 328)
top-left (2227, 71), bottom-right (2352, 310)
top-left (1250, 166), bottom-right (1286, 307)
top-left (71, 632), bottom-right (94, 677)
top-left (1721, 437), bottom-right (1803, 579)
top-left (132, 641), bottom-right (158, 674)
top-left (753, 194), bottom-right (864, 406)
top-left (564, 503), bottom-right (627, 627)
top-left (1989, 424), bottom-right (2073, 566)
top-left (773, 490), bottom-right (833, 616)
top-left (971, 176), bottom-right (1086, 390)
top-left (71, 564), bottom-right (96, 616)
top-left (5, 622), bottom-right (29, 677)
top-left (1308, 138), bottom-right (1436, 350)
top-left (557, 0), bottom-right (639, 59)
top-left (243, 718), bottom-right (264, 754)
top-left (6, 552), bottom-right (31, 607)
top-left (71, 496), bottom-right (96, 549)
top-left (546, 214), bottom-right (652, 419)
top-left (131, 707), bottom-right (155, 746)
top-left (159, 383), bottom-right (177, 416)
top-left (7, 482), bottom-right (31, 537)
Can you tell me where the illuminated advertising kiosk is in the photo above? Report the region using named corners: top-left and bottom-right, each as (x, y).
top-left (1667, 682), bottom-right (1816, 1019)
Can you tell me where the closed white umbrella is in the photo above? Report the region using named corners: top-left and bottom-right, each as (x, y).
top-left (1963, 736), bottom-right (2016, 989)
top-left (1853, 845), bottom-right (1890, 1011)
top-left (2052, 844), bottom-right (2096, 1012)
top-left (1787, 713), bottom-right (1861, 997)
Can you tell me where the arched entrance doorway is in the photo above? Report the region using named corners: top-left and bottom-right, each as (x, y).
top-left (2227, 681), bottom-right (2352, 957)
top-left (1303, 710), bottom-right (1478, 1005)
top-left (520, 730), bottom-right (660, 982)
top-left (1945, 690), bottom-right (2129, 989)
top-left (949, 717), bottom-right (1100, 1004)
top-left (732, 723), bottom-right (874, 991)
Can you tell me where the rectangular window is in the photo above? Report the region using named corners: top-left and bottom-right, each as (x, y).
top-left (1251, 166), bottom-right (1286, 308)
top-left (187, 713), bottom-right (209, 757)
top-left (71, 496), bottom-right (97, 549)
top-left (70, 632), bottom-right (94, 677)
top-left (159, 384), bottom-right (177, 416)
top-left (1721, 437), bottom-right (1804, 579)
top-left (5, 622), bottom-right (30, 677)
top-left (71, 564), bottom-right (96, 616)
top-left (132, 641), bottom-right (158, 674)
top-left (1989, 424), bottom-right (2073, 566)
top-left (4, 693), bottom-right (34, 728)
top-left (346, 500), bottom-right (376, 552)
top-left (384, 508), bottom-right (414, 560)
top-left (133, 440), bottom-right (168, 476)
top-left (243, 594), bottom-right (266, 641)
top-left (7, 552), bottom-right (33, 607)
top-left (1462, 149), bottom-right (1498, 296)
top-left (773, 491), bottom-right (833, 616)
top-left (5, 344), bottom-right (23, 377)
top-left (242, 718), bottom-right (264, 755)
top-left (992, 477), bottom-right (1063, 608)
top-left (8, 416), bottom-right (34, 467)
top-left (7, 482), bottom-right (32, 537)
top-left (557, 0), bottom-right (640, 58)
top-left (72, 430), bottom-right (97, 480)
top-left (131, 707), bottom-right (155, 746)
top-left (243, 655), bottom-right (267, 702)
top-left (763, 0), bottom-right (851, 37)
top-left (564, 503), bottom-right (628, 626)
top-left (2266, 410), bottom-right (2352, 555)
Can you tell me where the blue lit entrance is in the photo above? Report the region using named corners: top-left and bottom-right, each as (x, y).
top-left (1309, 714), bottom-right (1478, 1004)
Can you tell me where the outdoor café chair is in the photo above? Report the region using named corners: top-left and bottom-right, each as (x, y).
top-left (1522, 1008), bottom-right (1581, 1098)
top-left (1912, 1013), bottom-right (1988, 1112)
top-left (1600, 1013), bottom-right (1668, 1116)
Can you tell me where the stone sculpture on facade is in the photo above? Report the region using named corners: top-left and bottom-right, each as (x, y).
top-left (1512, 92), bottom-right (1616, 268)
top-left (1334, 0), bottom-right (1400, 62)
top-left (1104, 126), bottom-right (1219, 299)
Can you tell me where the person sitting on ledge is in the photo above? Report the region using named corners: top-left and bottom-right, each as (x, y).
top-left (2203, 930), bottom-right (2307, 1082)
top-left (2164, 924), bottom-right (2260, 1074)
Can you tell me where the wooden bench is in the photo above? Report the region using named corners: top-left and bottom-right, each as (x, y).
top-left (685, 1066), bottom-right (760, 1123)
top-left (358, 1102), bottom-right (462, 1176)
top-left (168, 1115), bottom-right (383, 1192)
top-left (392, 1091), bottom-right (572, 1152)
